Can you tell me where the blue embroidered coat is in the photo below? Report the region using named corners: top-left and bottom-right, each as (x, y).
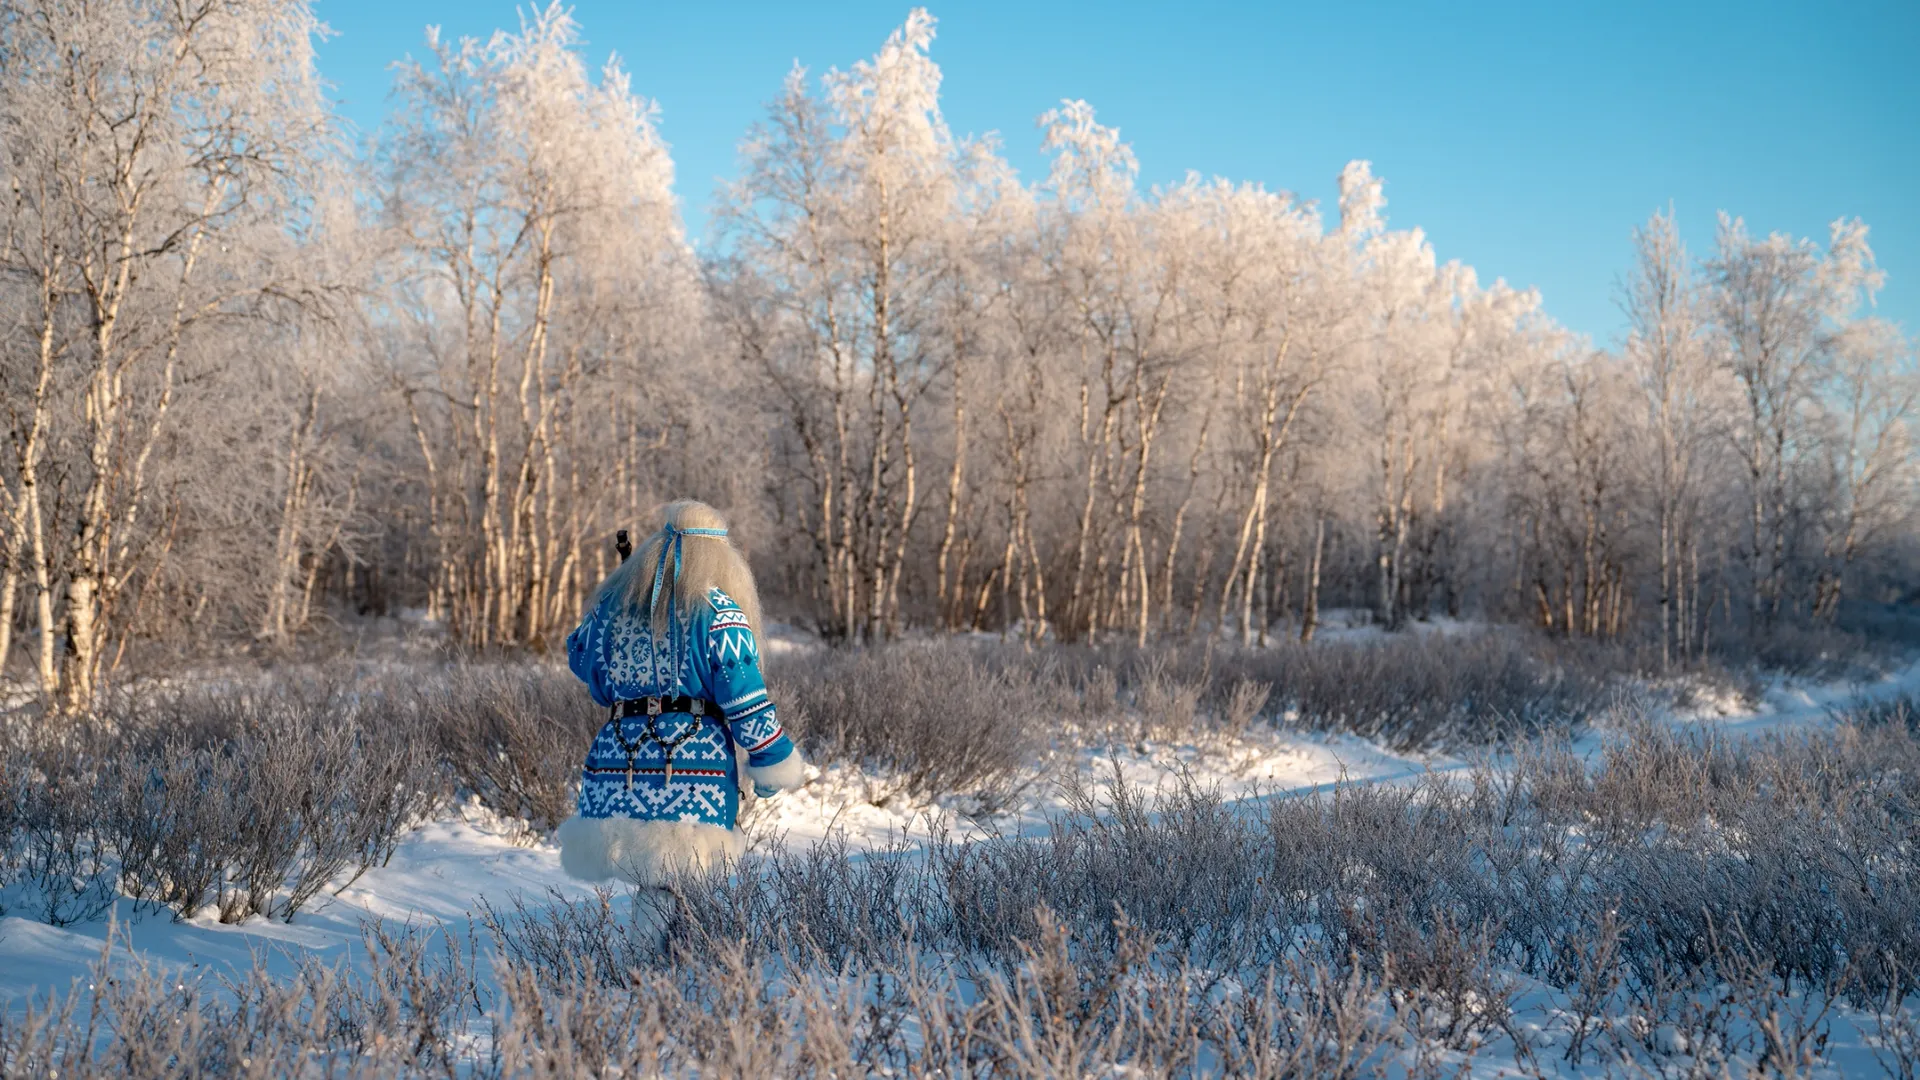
top-left (566, 587), bottom-right (796, 831)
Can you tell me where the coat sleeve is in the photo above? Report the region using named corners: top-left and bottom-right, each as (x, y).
top-left (566, 598), bottom-right (614, 708)
top-left (703, 590), bottom-right (805, 792)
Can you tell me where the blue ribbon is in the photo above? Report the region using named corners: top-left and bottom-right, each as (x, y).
top-left (649, 523), bottom-right (729, 692)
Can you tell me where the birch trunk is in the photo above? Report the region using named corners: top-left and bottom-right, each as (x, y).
top-left (5, 255), bottom-right (60, 692)
top-left (1300, 516), bottom-right (1325, 644)
top-left (1157, 407), bottom-right (1212, 641)
top-left (1066, 342), bottom-right (1120, 641)
top-left (935, 340), bottom-right (966, 629)
top-left (1124, 371), bottom-right (1171, 646)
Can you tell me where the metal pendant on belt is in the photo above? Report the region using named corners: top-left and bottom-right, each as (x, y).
top-left (608, 716), bottom-right (644, 790)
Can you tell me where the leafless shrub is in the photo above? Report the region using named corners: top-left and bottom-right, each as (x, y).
top-left (1080, 661), bottom-right (1121, 720)
top-left (5, 677), bottom-right (443, 924)
top-left (1362, 911), bottom-right (1516, 1053)
top-left (347, 722), bottom-right (441, 875)
top-left (398, 663), bottom-right (599, 833)
top-left (107, 740), bottom-right (241, 919)
top-left (1849, 693), bottom-right (1920, 735)
top-left (9, 705), bottom-right (1919, 1078)
top-left (1132, 652), bottom-right (1206, 742)
top-left (1871, 960), bottom-right (1920, 1080)
top-left (15, 744), bottom-right (116, 926)
top-left (1219, 676), bottom-right (1273, 739)
top-left (0, 747), bottom-right (24, 914)
top-left (0, 919), bottom-right (481, 1078)
top-left (1208, 956), bottom-right (1389, 1080)
top-left (1663, 657), bottom-right (1766, 714)
top-left (1614, 947), bottom-right (1739, 1072)
top-left (770, 642), bottom-right (1049, 805)
top-left (226, 722), bottom-right (324, 921)
top-left (946, 632), bottom-right (1623, 751)
top-left (1236, 633), bottom-right (1618, 749)
top-left (318, 920), bottom-right (481, 1063)
top-left (1751, 621), bottom-right (1886, 679)
top-left (972, 906), bottom-right (1198, 1077)
top-left (1716, 920), bottom-right (1848, 1080)
top-left (479, 885), bottom-right (670, 989)
top-left (1551, 906), bottom-right (1625, 1065)
top-left (6, 658), bottom-right (1919, 1076)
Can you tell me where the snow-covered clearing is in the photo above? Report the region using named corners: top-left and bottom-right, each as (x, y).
top-left (0, 726), bottom-right (1420, 1004)
top-left (7, 660), bottom-right (1914, 995)
top-left (4, 656), bottom-right (1918, 1076)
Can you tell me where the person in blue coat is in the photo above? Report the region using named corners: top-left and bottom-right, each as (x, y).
top-left (557, 500), bottom-right (806, 885)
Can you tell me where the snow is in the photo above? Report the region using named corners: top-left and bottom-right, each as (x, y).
top-left (742, 723), bottom-right (1430, 853)
top-left (0, 710), bottom-right (1448, 1005)
top-left (6, 658), bottom-right (1920, 1076)
top-left (0, 808), bottom-right (597, 1007)
top-left (12, 660), bottom-right (1920, 997)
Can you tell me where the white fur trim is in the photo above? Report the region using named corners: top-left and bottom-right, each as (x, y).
top-left (747, 749), bottom-right (807, 792)
top-left (555, 816), bottom-right (744, 886)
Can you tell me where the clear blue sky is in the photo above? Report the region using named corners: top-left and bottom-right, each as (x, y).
top-left (313, 0), bottom-right (1918, 346)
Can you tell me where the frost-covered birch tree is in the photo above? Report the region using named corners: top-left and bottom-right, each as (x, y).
top-left (717, 9), bottom-right (966, 642)
top-left (1809, 317), bottom-right (1914, 622)
top-left (1708, 214), bottom-right (1885, 635)
top-left (1622, 208), bottom-right (1715, 663)
top-left (379, 2), bottom-right (695, 648)
top-left (0, 0), bottom-right (331, 705)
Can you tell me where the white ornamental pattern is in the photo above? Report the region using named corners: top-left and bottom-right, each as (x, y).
top-left (734, 709), bottom-right (784, 752)
top-left (579, 776), bottom-right (731, 823)
top-left (603, 608), bottom-right (690, 694)
top-left (713, 627), bottom-right (757, 664)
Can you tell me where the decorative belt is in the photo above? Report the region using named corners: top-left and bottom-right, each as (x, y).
top-left (612, 695), bottom-right (718, 720)
top-left (607, 696), bottom-right (721, 787)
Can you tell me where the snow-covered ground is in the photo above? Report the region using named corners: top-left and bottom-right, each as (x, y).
top-left (10, 658), bottom-right (1917, 1000)
top-left (0, 724), bottom-right (1433, 1006)
top-left (0, 808), bottom-right (578, 1006)
top-left (5, 657), bottom-right (1918, 1076)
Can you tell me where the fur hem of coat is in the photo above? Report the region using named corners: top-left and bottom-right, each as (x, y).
top-left (555, 815), bottom-right (745, 886)
top-left (747, 751), bottom-right (807, 792)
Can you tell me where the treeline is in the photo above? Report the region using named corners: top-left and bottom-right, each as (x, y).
top-left (2, 2), bottom-right (1915, 704)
